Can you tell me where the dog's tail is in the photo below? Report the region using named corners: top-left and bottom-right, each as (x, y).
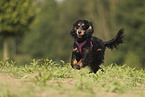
top-left (104, 28), bottom-right (124, 49)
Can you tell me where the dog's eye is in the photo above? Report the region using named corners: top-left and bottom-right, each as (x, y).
top-left (81, 24), bottom-right (85, 28)
top-left (76, 26), bottom-right (79, 29)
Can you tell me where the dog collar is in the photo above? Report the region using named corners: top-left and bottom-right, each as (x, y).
top-left (75, 40), bottom-right (93, 55)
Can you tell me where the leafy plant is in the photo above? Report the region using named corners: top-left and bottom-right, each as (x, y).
top-left (0, 59), bottom-right (144, 96)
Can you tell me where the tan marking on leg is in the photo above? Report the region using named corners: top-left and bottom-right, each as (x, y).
top-left (73, 48), bottom-right (78, 51)
top-left (97, 49), bottom-right (102, 51)
top-left (73, 59), bottom-right (77, 68)
top-left (77, 59), bottom-right (83, 68)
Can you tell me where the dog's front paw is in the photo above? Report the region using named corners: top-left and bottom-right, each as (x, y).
top-left (72, 59), bottom-right (83, 70)
top-left (73, 64), bottom-right (81, 70)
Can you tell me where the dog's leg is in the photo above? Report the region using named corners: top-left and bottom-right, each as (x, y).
top-left (90, 50), bottom-right (105, 73)
top-left (90, 65), bottom-right (101, 73)
top-left (71, 58), bottom-right (83, 70)
top-left (71, 53), bottom-right (76, 68)
top-left (71, 51), bottom-right (83, 69)
top-left (81, 48), bottom-right (90, 67)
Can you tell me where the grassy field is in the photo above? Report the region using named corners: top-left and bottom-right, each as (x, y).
top-left (0, 59), bottom-right (145, 97)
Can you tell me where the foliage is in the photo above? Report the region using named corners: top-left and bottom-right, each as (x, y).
top-left (0, 0), bottom-right (145, 69)
top-left (20, 0), bottom-right (62, 59)
top-left (0, 59), bottom-right (145, 96)
top-left (0, 0), bottom-right (37, 59)
top-left (113, 0), bottom-right (145, 67)
top-left (20, 0), bottom-right (120, 63)
top-left (0, 0), bottom-right (36, 37)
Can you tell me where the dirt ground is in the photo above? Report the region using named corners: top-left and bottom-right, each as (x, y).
top-left (0, 73), bottom-right (144, 97)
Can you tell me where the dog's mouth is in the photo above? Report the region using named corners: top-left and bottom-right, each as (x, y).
top-left (76, 30), bottom-right (85, 38)
top-left (77, 34), bottom-right (83, 38)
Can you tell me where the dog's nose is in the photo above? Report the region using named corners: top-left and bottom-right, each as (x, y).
top-left (78, 31), bottom-right (81, 34)
top-left (78, 29), bottom-right (82, 34)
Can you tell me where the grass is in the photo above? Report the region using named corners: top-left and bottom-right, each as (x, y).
top-left (0, 58), bottom-right (145, 97)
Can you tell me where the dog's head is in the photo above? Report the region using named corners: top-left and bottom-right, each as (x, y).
top-left (70, 19), bottom-right (94, 41)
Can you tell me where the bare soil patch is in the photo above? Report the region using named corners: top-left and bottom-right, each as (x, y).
top-left (0, 73), bottom-right (144, 97)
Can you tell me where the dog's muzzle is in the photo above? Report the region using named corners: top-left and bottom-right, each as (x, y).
top-left (77, 29), bottom-right (82, 34)
top-left (76, 29), bottom-right (85, 38)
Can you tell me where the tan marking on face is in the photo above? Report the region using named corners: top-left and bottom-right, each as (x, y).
top-left (82, 30), bottom-right (85, 34)
top-left (77, 30), bottom-right (85, 35)
top-left (77, 30), bottom-right (85, 38)
top-left (82, 23), bottom-right (85, 26)
top-left (77, 59), bottom-right (83, 67)
top-left (78, 24), bottom-right (80, 26)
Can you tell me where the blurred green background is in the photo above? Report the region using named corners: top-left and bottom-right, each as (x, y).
top-left (0, 0), bottom-right (145, 69)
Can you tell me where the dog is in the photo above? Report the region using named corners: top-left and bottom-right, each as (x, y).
top-left (70, 19), bottom-right (124, 73)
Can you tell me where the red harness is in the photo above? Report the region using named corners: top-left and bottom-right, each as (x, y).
top-left (75, 40), bottom-right (93, 55)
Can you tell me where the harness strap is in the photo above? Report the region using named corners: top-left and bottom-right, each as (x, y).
top-left (75, 40), bottom-right (93, 55)
top-left (90, 41), bottom-right (93, 50)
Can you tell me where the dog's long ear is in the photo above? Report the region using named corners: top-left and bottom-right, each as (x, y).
top-left (70, 20), bottom-right (80, 38)
top-left (70, 27), bottom-right (76, 37)
top-left (86, 22), bottom-right (94, 38)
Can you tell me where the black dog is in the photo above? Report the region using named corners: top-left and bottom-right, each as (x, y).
top-left (70, 19), bottom-right (124, 73)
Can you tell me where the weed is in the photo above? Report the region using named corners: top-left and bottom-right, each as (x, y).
top-left (0, 59), bottom-right (144, 96)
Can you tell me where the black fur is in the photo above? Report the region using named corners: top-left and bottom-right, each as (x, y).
top-left (70, 19), bottom-right (124, 73)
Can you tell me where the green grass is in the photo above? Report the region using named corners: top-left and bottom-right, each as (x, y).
top-left (0, 59), bottom-right (145, 97)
